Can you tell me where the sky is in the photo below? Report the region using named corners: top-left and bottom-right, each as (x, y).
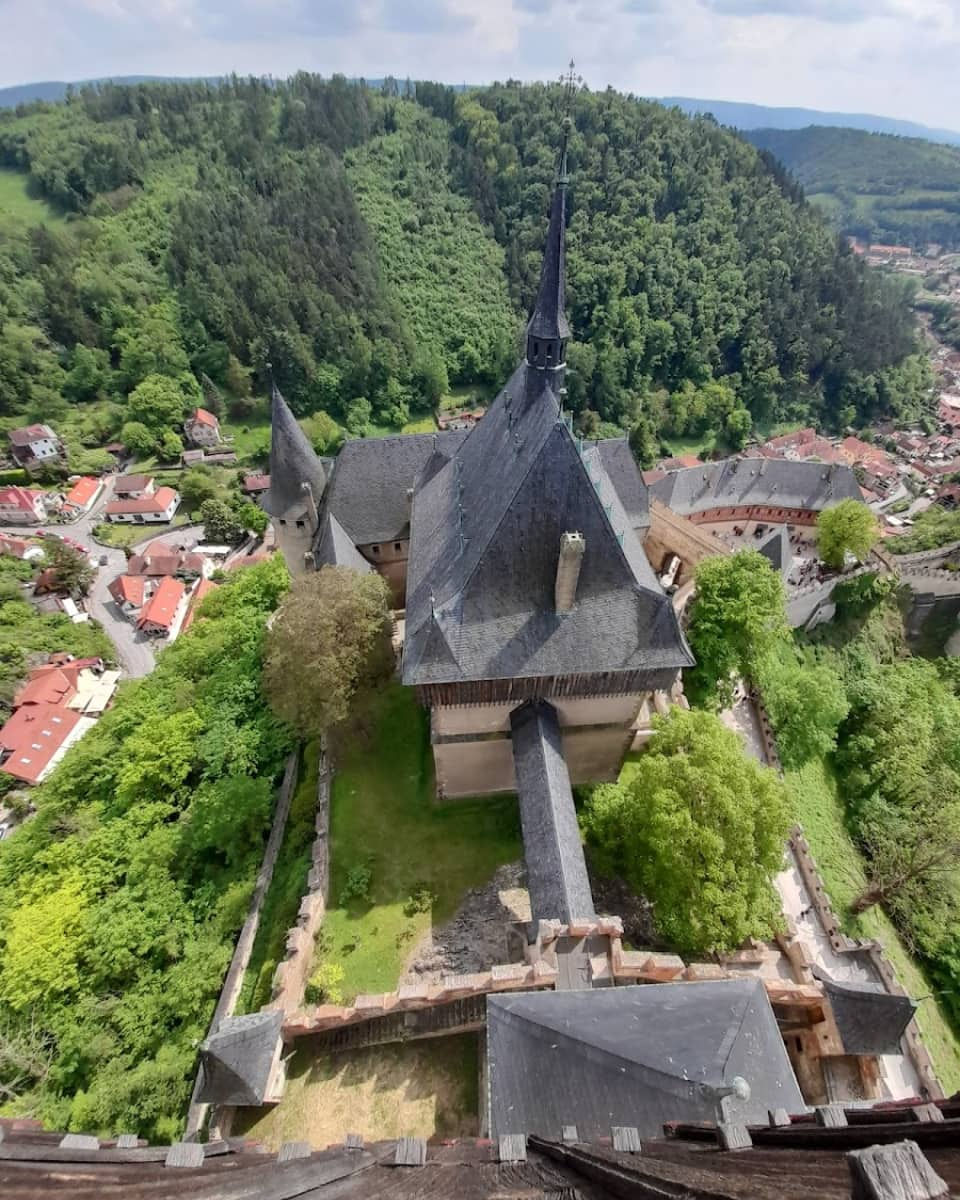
top-left (0, 0), bottom-right (958, 128)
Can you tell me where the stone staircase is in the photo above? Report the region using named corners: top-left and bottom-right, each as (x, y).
top-left (311, 993), bottom-right (488, 1054)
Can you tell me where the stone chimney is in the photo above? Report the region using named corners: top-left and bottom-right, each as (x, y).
top-left (555, 531), bottom-right (585, 615)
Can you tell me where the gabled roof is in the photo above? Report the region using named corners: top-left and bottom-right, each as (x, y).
top-left (14, 667), bottom-right (76, 709)
top-left (197, 1010), bottom-right (282, 1105)
top-left (137, 576), bottom-right (184, 630)
top-left (189, 407), bottom-right (219, 428)
top-left (242, 472), bottom-right (270, 493)
top-left (63, 477), bottom-right (100, 508)
top-left (319, 431), bottom-right (467, 546)
top-left (0, 702), bottom-right (84, 784)
top-left (105, 486), bottom-right (178, 516)
top-left (486, 980), bottom-right (805, 1140)
top-left (9, 423), bottom-right (56, 446)
top-left (510, 700), bottom-right (595, 924)
top-left (264, 383), bottom-right (326, 518)
top-left (648, 458), bottom-right (862, 516)
top-left (316, 511), bottom-right (373, 573)
top-left (108, 574), bottom-right (147, 609)
top-left (0, 485), bottom-right (44, 511)
top-left (114, 473), bottom-right (153, 494)
top-left (402, 364), bottom-right (692, 687)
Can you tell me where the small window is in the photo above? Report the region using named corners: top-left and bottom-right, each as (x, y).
top-left (278, 518), bottom-right (286, 526)
top-left (533, 340), bottom-right (540, 359)
top-left (371, 545), bottom-right (380, 555)
top-left (295, 519), bottom-right (305, 529)
top-left (394, 542), bottom-right (402, 552)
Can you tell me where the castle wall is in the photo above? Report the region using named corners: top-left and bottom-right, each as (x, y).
top-left (274, 505), bottom-right (319, 577)
top-left (686, 504), bottom-right (820, 526)
top-left (432, 693), bottom-right (644, 737)
top-left (357, 539), bottom-right (409, 607)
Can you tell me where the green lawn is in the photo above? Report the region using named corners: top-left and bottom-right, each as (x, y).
top-left (0, 167), bottom-right (65, 230)
top-left (92, 514), bottom-right (190, 550)
top-left (401, 416), bottom-right (438, 434)
top-left (316, 684), bottom-right (521, 1001)
top-left (237, 742), bottom-right (321, 1014)
top-left (786, 755), bottom-right (960, 1094)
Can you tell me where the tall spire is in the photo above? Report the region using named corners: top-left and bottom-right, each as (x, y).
top-left (263, 375), bottom-right (326, 519)
top-left (526, 71), bottom-right (578, 371)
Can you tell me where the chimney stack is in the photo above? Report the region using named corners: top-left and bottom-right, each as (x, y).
top-left (555, 531), bottom-right (585, 614)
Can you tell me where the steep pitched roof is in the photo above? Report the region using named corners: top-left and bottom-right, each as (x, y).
top-left (402, 364), bottom-right (692, 687)
top-left (0, 702), bottom-right (84, 784)
top-left (316, 511), bottom-right (373, 573)
top-left (264, 383), bottom-right (326, 518)
top-left (189, 406), bottom-right (219, 428)
top-left (197, 1010), bottom-right (282, 1106)
top-left (63, 477), bottom-right (100, 509)
top-left (526, 175), bottom-right (571, 343)
top-left (9, 423), bottom-right (56, 446)
top-left (319, 431), bottom-right (468, 546)
top-left (137, 576), bottom-right (184, 631)
top-left (104, 486), bottom-right (178, 516)
top-left (758, 525), bottom-right (791, 576)
top-left (648, 458), bottom-right (862, 516)
top-left (593, 438), bottom-right (651, 529)
top-left (486, 980), bottom-right (805, 1140)
top-left (108, 574), bottom-right (146, 609)
top-left (814, 968), bottom-right (917, 1057)
top-left (510, 700), bottom-right (595, 924)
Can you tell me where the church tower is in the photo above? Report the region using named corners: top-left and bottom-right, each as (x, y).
top-left (264, 380), bottom-right (326, 576)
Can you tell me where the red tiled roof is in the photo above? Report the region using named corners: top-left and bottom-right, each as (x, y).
top-left (108, 574), bottom-right (146, 608)
top-left (104, 486), bottom-right (178, 516)
top-left (182, 578), bottom-right (219, 632)
top-left (641, 469), bottom-right (667, 485)
top-left (765, 427), bottom-right (816, 450)
top-left (64, 476), bottom-right (100, 509)
top-left (136, 576), bottom-right (185, 631)
top-left (242, 473), bottom-right (271, 492)
top-left (190, 407), bottom-right (219, 428)
top-left (114, 473), bottom-right (153, 494)
top-left (0, 485), bottom-right (43, 512)
top-left (227, 552), bottom-right (269, 570)
top-left (8, 424), bottom-right (54, 447)
top-left (0, 534), bottom-right (29, 557)
top-left (14, 668), bottom-right (76, 709)
top-left (0, 702), bottom-right (83, 784)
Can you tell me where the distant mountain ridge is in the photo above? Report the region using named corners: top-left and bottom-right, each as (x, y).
top-left (0, 76), bottom-right (221, 107)
top-left (657, 97), bottom-right (960, 147)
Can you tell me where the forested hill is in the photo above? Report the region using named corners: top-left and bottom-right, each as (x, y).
top-left (746, 126), bottom-right (960, 251)
top-left (0, 76), bottom-right (929, 452)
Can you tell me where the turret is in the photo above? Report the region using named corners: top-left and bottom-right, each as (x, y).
top-left (263, 380), bottom-right (326, 576)
top-left (525, 118), bottom-right (572, 374)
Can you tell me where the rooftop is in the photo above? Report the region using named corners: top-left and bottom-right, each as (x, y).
top-left (136, 576), bottom-right (185, 631)
top-left (8, 423), bottom-right (56, 446)
top-left (648, 458), bottom-right (862, 517)
top-left (63, 477), bottom-right (100, 508)
top-left (0, 702), bottom-right (85, 784)
top-left (105, 486), bottom-right (178, 516)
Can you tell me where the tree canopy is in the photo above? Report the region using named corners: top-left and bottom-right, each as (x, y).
top-left (817, 499), bottom-right (878, 568)
top-left (583, 707), bottom-right (790, 955)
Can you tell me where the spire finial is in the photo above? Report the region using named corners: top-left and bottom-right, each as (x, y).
top-left (558, 60), bottom-right (580, 186)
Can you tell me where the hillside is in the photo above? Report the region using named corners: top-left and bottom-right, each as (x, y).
top-left (0, 76), bottom-right (928, 454)
top-left (660, 96), bottom-right (960, 146)
top-left (746, 126), bottom-right (960, 249)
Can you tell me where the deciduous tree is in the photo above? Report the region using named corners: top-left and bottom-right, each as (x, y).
top-left (817, 499), bottom-right (878, 569)
top-left (583, 708), bottom-right (790, 954)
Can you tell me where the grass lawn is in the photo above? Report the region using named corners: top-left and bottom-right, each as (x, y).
top-left (316, 683), bottom-right (521, 1001)
top-left (0, 167), bottom-right (65, 230)
top-left (401, 416), bottom-right (438, 434)
top-left (92, 514), bottom-right (191, 550)
top-left (219, 410), bottom-right (271, 463)
top-left (237, 741), bottom-right (321, 1014)
top-left (786, 755), bottom-right (960, 1094)
top-left (234, 1033), bottom-right (479, 1148)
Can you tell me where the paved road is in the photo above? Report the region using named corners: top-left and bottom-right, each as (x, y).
top-left (1, 476), bottom-right (203, 680)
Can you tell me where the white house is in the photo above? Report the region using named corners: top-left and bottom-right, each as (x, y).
top-left (8, 424), bottom-right (62, 469)
top-left (0, 486), bottom-right (48, 525)
top-left (184, 407), bottom-right (221, 448)
top-left (103, 486), bottom-right (180, 524)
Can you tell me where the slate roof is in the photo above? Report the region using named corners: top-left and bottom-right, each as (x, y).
top-left (315, 511), bottom-right (373, 573)
top-left (486, 980), bottom-right (806, 1141)
top-left (758, 525), bottom-right (791, 577)
top-left (197, 1010), bottom-right (282, 1106)
top-left (264, 383), bottom-right (326, 518)
top-left (592, 438), bottom-right (651, 529)
top-left (648, 458), bottom-right (862, 516)
top-left (509, 700), bottom-right (595, 925)
top-left (814, 968), bottom-right (917, 1056)
top-left (319, 431), bottom-right (468, 546)
top-left (526, 171), bottom-right (571, 343)
top-left (402, 363), bottom-right (692, 687)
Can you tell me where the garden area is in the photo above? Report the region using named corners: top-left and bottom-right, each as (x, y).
top-left (308, 683), bottom-right (521, 1004)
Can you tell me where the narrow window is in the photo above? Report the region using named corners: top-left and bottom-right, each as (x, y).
top-left (371, 545), bottom-right (380, 556)
top-left (295, 519), bottom-right (305, 529)
top-left (394, 542), bottom-right (402, 552)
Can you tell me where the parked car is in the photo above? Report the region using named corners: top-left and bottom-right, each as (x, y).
top-left (99, 554), bottom-right (108, 566)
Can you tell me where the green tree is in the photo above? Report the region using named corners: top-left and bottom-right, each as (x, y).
top-left (755, 654), bottom-right (849, 768)
top-left (628, 414), bottom-right (658, 470)
top-left (199, 498), bottom-right (244, 545)
top-left (264, 566), bottom-right (393, 738)
top-left (44, 541), bottom-right (95, 597)
top-left (344, 397), bottom-right (372, 436)
top-left (126, 374), bottom-right (190, 433)
top-left (0, 877), bottom-right (87, 1011)
top-left (307, 410), bottom-right (343, 455)
top-left (817, 499), bottom-right (878, 569)
top-left (159, 430), bottom-right (183, 462)
top-left (120, 420), bottom-right (156, 458)
top-left (179, 467), bottom-right (220, 513)
top-left (583, 708), bottom-right (790, 954)
top-left (115, 302), bottom-right (190, 389)
top-left (64, 345), bottom-right (111, 404)
top-left (686, 550), bottom-right (789, 707)
top-left (237, 502), bottom-right (268, 537)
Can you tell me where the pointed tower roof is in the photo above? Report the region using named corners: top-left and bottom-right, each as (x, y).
top-left (526, 123), bottom-right (572, 344)
top-left (263, 380), bottom-right (326, 517)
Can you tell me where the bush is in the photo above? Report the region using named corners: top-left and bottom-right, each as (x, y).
top-left (403, 883), bottom-right (437, 917)
top-left (339, 863), bottom-right (372, 907)
top-left (304, 960), bottom-right (345, 1005)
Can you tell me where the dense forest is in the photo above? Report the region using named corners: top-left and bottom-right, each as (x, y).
top-left (746, 126), bottom-right (960, 250)
top-left (0, 74), bottom-right (930, 456)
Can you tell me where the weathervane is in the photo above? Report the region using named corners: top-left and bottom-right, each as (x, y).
top-left (557, 60), bottom-right (582, 182)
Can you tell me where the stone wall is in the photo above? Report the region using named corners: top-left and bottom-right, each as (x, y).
top-left (266, 746), bottom-right (331, 1015)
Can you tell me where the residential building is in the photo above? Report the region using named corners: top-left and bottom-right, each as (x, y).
top-left (7, 423), bottom-right (62, 469)
top-left (0, 485), bottom-right (47, 525)
top-left (241, 472), bottom-right (270, 497)
top-left (136, 575), bottom-right (186, 637)
top-left (184, 407), bottom-right (221, 447)
top-left (0, 702), bottom-right (92, 785)
top-left (61, 475), bottom-right (102, 517)
top-left (126, 544), bottom-right (205, 579)
top-left (113, 473), bottom-right (155, 499)
top-left (104, 486), bottom-right (179, 524)
top-left (107, 573), bottom-right (147, 618)
top-left (0, 532), bottom-right (42, 560)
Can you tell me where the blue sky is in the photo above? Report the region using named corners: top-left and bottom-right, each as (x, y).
top-left (0, 0), bottom-right (957, 128)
